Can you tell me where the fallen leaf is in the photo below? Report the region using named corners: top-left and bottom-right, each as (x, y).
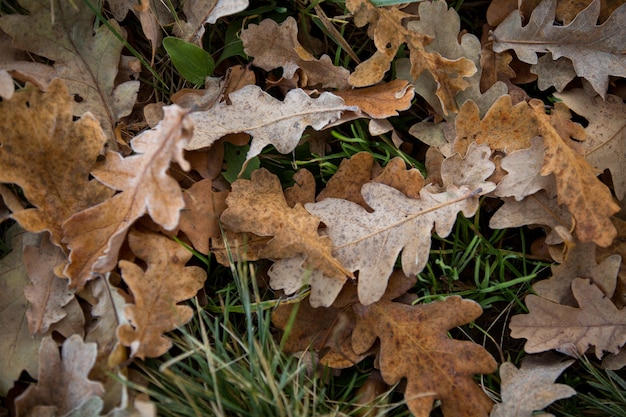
top-left (14, 335), bottom-right (105, 417)
top-left (531, 53), bottom-right (578, 92)
top-left (220, 168), bottom-right (351, 281)
top-left (23, 234), bottom-right (75, 335)
top-left (372, 157), bottom-right (425, 199)
top-left (554, 89), bottom-right (626, 200)
top-left (186, 85), bottom-right (356, 160)
top-left (491, 0), bottom-right (626, 97)
top-left (175, 0), bottom-right (249, 45)
top-left (316, 152), bottom-right (375, 208)
top-left (284, 169), bottom-right (317, 207)
top-left (0, 79), bottom-right (113, 245)
top-left (241, 17), bottom-right (350, 89)
top-left (531, 99), bottom-right (620, 247)
top-left (62, 105), bottom-right (193, 289)
top-left (333, 80), bottom-right (414, 119)
top-left (0, 0), bottom-right (140, 146)
top-left (490, 354), bottom-right (576, 417)
top-left (116, 229), bottom-right (207, 359)
top-left (510, 278), bottom-right (626, 358)
top-left (352, 296), bottom-right (497, 416)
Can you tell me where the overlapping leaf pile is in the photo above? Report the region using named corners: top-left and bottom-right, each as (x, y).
top-left (0, 0), bottom-right (625, 416)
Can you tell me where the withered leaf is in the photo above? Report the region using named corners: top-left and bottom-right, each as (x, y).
top-left (531, 99), bottom-right (620, 247)
top-left (511, 278), bottom-right (626, 358)
top-left (352, 296), bottom-right (497, 417)
top-left (491, 354), bottom-right (576, 417)
top-left (0, 79), bottom-right (113, 245)
top-left (333, 80), bottom-right (414, 119)
top-left (186, 85), bottom-right (355, 160)
top-left (491, 0), bottom-right (626, 97)
top-left (0, 0), bottom-right (139, 145)
top-left (14, 335), bottom-right (105, 417)
top-left (220, 168), bottom-right (351, 281)
top-left (116, 229), bottom-right (207, 359)
top-left (241, 17), bottom-right (350, 89)
top-left (63, 105), bottom-right (193, 289)
top-left (175, 0), bottom-right (249, 45)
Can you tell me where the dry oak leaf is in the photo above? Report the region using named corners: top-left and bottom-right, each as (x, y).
top-left (491, 0), bottom-right (626, 97)
top-left (511, 278), bottom-right (626, 359)
top-left (532, 241), bottom-right (621, 306)
top-left (220, 168), bottom-right (351, 281)
top-left (554, 89), bottom-right (626, 200)
top-left (306, 183), bottom-right (481, 305)
top-left (14, 335), bottom-right (105, 417)
top-left (240, 17), bottom-right (350, 90)
top-left (531, 99), bottom-right (619, 247)
top-left (116, 229), bottom-right (207, 359)
top-left (490, 354), bottom-right (576, 417)
top-left (284, 169), bottom-right (317, 207)
top-left (454, 95), bottom-right (538, 156)
top-left (0, 79), bottom-right (113, 246)
top-left (23, 233), bottom-right (75, 336)
top-left (316, 152), bottom-right (376, 208)
top-left (333, 80), bottom-right (415, 119)
top-left (174, 0), bottom-right (249, 45)
top-left (352, 296), bottom-right (497, 417)
top-left (0, 0), bottom-right (140, 146)
top-left (62, 105), bottom-right (193, 290)
top-left (186, 85), bottom-right (356, 160)
top-left (346, 0), bottom-right (476, 114)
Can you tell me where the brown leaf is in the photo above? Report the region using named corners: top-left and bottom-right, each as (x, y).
top-left (511, 278), bottom-right (626, 358)
top-left (116, 229), bottom-right (207, 359)
top-left (15, 335), bottom-right (105, 417)
top-left (241, 17), bottom-right (350, 89)
top-left (0, 79), bottom-right (113, 245)
top-left (491, 354), bottom-right (576, 417)
top-left (0, 0), bottom-right (139, 146)
top-left (316, 152), bottom-right (375, 208)
top-left (174, 0), bottom-right (249, 45)
top-left (220, 169), bottom-right (351, 281)
top-left (23, 234), bottom-right (74, 335)
top-left (179, 179), bottom-right (228, 254)
top-left (62, 105), bottom-right (193, 289)
top-left (372, 157), bottom-right (425, 199)
top-left (333, 80), bottom-right (414, 119)
top-left (491, 0), bottom-right (626, 97)
top-left (531, 99), bottom-right (620, 247)
top-left (352, 296), bottom-right (497, 416)
top-left (284, 169), bottom-right (316, 207)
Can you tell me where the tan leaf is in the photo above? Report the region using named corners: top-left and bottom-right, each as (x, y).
top-left (531, 99), bottom-right (619, 247)
top-left (372, 157), bottom-right (425, 199)
top-left (532, 241), bottom-right (621, 306)
top-left (511, 278), bottom-right (626, 358)
top-left (317, 152), bottom-right (375, 208)
top-left (175, 0), bottom-right (249, 45)
top-left (179, 179), bottom-right (229, 254)
top-left (441, 142), bottom-right (496, 193)
top-left (241, 17), bottom-right (350, 90)
top-left (491, 354), bottom-right (576, 417)
top-left (284, 169), bottom-right (316, 207)
top-left (186, 85), bottom-right (355, 160)
top-left (454, 95), bottom-right (538, 156)
top-left (491, 0), bottom-right (626, 97)
top-left (15, 335), bottom-right (105, 417)
top-left (333, 80), bottom-right (414, 119)
top-left (220, 168), bottom-right (351, 281)
top-left (554, 89), bottom-right (626, 200)
top-left (62, 105), bottom-right (193, 289)
top-left (0, 0), bottom-right (139, 145)
top-left (210, 231), bottom-right (271, 266)
top-left (352, 296), bottom-right (497, 417)
top-left (0, 79), bottom-right (113, 245)
top-left (23, 234), bottom-right (74, 335)
top-left (116, 229), bottom-right (207, 359)
top-left (346, 0), bottom-right (476, 114)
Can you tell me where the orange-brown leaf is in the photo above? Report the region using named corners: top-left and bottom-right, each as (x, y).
top-left (116, 229), bottom-right (206, 359)
top-left (334, 80), bottom-right (414, 119)
top-left (352, 297), bottom-right (497, 416)
top-left (62, 105), bottom-right (193, 289)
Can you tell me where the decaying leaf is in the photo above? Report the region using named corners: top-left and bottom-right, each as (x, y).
top-left (116, 229), bottom-right (207, 359)
top-left (241, 17), bottom-right (350, 89)
top-left (510, 278), bottom-right (626, 358)
top-left (14, 335), bottom-right (105, 417)
top-left (175, 0), bottom-right (249, 44)
top-left (220, 168), bottom-right (351, 281)
top-left (333, 80), bottom-right (415, 119)
top-left (186, 85), bottom-right (356, 160)
top-left (491, 0), bottom-right (626, 97)
top-left (0, 0), bottom-right (140, 145)
top-left (491, 354), bottom-right (576, 417)
top-left (531, 99), bottom-right (620, 247)
top-left (0, 79), bottom-right (113, 245)
top-left (352, 296), bottom-right (497, 417)
top-left (63, 105), bottom-right (193, 289)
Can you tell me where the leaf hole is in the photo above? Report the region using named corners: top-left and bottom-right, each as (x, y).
top-left (73, 94), bottom-right (84, 103)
